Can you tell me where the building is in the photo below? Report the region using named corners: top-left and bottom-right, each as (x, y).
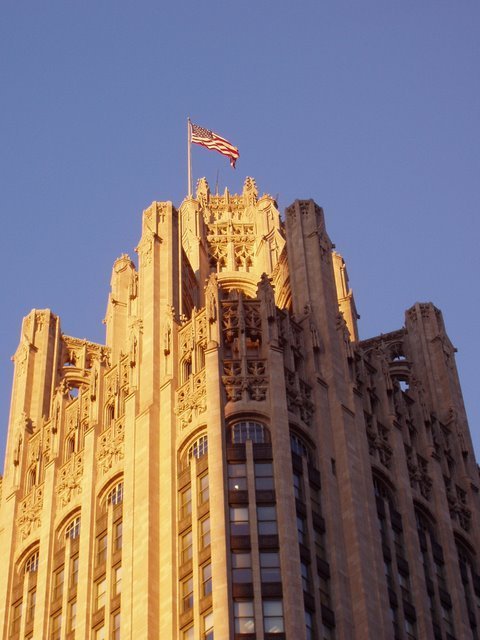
top-left (0, 177), bottom-right (479, 640)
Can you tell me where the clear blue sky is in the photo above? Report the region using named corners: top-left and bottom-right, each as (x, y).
top-left (1, 1), bottom-right (479, 466)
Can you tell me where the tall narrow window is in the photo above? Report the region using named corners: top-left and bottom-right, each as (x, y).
top-left (199, 473), bottom-right (209, 505)
top-left (112, 612), bottom-right (121, 640)
top-left (114, 521), bottom-right (123, 551)
top-left (96, 533), bottom-right (108, 566)
top-left (180, 530), bottom-right (193, 564)
top-left (260, 552), bottom-right (281, 583)
top-left (95, 577), bottom-right (107, 610)
top-left (50, 612), bottom-right (62, 640)
top-left (70, 555), bottom-right (79, 587)
top-left (180, 486), bottom-right (192, 519)
top-left (202, 562), bottom-right (212, 596)
top-left (297, 515), bottom-right (307, 545)
top-left (204, 611), bottom-right (214, 640)
top-left (234, 600), bottom-right (255, 634)
top-left (228, 463), bottom-right (248, 492)
top-left (230, 507), bottom-right (250, 536)
top-left (11, 601), bottom-right (23, 635)
top-left (27, 589), bottom-right (36, 623)
top-left (263, 600), bottom-right (284, 633)
top-left (68, 600), bottom-right (77, 632)
top-left (113, 565), bottom-right (122, 596)
top-left (52, 567), bottom-right (64, 601)
top-left (232, 552), bottom-right (253, 583)
top-left (200, 516), bottom-right (211, 549)
top-left (257, 505), bottom-right (278, 535)
top-left (255, 463), bottom-right (275, 491)
top-left (182, 576), bottom-right (194, 611)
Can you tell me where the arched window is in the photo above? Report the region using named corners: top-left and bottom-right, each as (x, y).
top-left (188, 435), bottom-right (208, 462)
top-left (24, 550), bottom-right (39, 574)
top-left (107, 482), bottom-right (124, 506)
top-left (65, 433), bottom-right (76, 460)
top-left (290, 433), bottom-right (309, 459)
top-left (26, 466), bottom-right (36, 492)
top-left (65, 516), bottom-right (81, 540)
top-left (232, 421), bottom-right (266, 444)
top-left (105, 403), bottom-right (115, 428)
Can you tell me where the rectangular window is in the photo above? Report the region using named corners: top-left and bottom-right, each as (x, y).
top-left (68, 600), bottom-right (77, 632)
top-left (234, 600), bottom-right (255, 634)
top-left (314, 527), bottom-right (326, 560)
top-left (96, 534), bottom-right (108, 566)
top-left (204, 611), bottom-right (214, 640)
top-left (297, 515), bottom-right (306, 545)
top-left (50, 612), bottom-right (62, 640)
top-left (305, 610), bottom-right (314, 640)
top-left (11, 601), bottom-right (22, 635)
top-left (95, 577), bottom-right (107, 611)
top-left (181, 530), bottom-right (193, 564)
top-left (180, 486), bottom-right (192, 519)
top-left (182, 627), bottom-right (194, 640)
top-left (232, 552), bottom-right (253, 583)
top-left (200, 516), bottom-right (211, 549)
top-left (260, 552), bottom-right (281, 583)
top-left (230, 506), bottom-right (249, 536)
top-left (263, 600), bottom-right (284, 633)
top-left (114, 521), bottom-right (123, 551)
top-left (114, 565), bottom-right (122, 596)
top-left (293, 473), bottom-right (303, 500)
top-left (257, 505), bottom-right (278, 536)
top-left (228, 464), bottom-right (248, 492)
top-left (182, 576), bottom-right (194, 611)
top-left (52, 567), bottom-right (64, 601)
top-left (301, 561), bottom-right (310, 591)
top-left (28, 589), bottom-right (36, 622)
top-left (95, 626), bottom-right (105, 640)
top-left (112, 613), bottom-right (121, 640)
top-left (310, 486), bottom-right (321, 514)
top-left (319, 574), bottom-right (332, 607)
top-left (255, 463), bottom-right (275, 491)
top-left (199, 473), bottom-right (209, 505)
top-left (202, 562), bottom-right (212, 596)
top-left (70, 556), bottom-right (79, 587)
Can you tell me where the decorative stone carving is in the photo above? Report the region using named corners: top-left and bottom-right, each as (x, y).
top-left (97, 423), bottom-right (125, 474)
top-left (56, 453), bottom-right (84, 508)
top-left (175, 371), bottom-right (206, 429)
top-left (366, 417), bottom-right (393, 469)
top-left (17, 485), bottom-right (44, 541)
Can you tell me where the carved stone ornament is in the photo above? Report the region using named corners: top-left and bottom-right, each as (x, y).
top-left (56, 453), bottom-right (84, 508)
top-left (17, 485), bottom-right (44, 541)
top-left (97, 423), bottom-right (125, 474)
top-left (175, 371), bottom-right (206, 429)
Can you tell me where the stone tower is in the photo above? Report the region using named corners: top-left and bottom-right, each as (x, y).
top-left (0, 178), bottom-right (479, 640)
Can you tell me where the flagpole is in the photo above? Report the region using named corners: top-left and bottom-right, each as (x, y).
top-left (187, 118), bottom-right (192, 198)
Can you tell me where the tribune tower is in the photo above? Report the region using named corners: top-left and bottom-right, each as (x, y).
top-left (0, 178), bottom-right (479, 640)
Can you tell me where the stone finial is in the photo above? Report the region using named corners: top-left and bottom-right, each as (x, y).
top-left (196, 178), bottom-right (210, 205)
top-left (243, 177), bottom-right (258, 205)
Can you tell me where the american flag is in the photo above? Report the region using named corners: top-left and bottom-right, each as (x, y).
top-left (190, 122), bottom-right (239, 168)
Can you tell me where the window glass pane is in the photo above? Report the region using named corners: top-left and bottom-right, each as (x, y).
top-left (257, 506), bottom-right (277, 535)
top-left (199, 474), bottom-right (209, 504)
top-left (202, 562), bottom-right (212, 596)
top-left (260, 552), bottom-right (281, 582)
top-left (230, 507), bottom-right (250, 536)
top-left (180, 486), bottom-right (192, 519)
top-left (200, 517), bottom-right (211, 548)
top-left (181, 531), bottom-right (193, 563)
top-left (232, 552), bottom-right (252, 583)
top-left (228, 464), bottom-right (248, 491)
top-left (263, 600), bottom-right (284, 633)
top-left (234, 600), bottom-right (255, 633)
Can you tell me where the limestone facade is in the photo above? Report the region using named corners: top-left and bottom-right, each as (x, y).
top-left (0, 177), bottom-right (479, 640)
